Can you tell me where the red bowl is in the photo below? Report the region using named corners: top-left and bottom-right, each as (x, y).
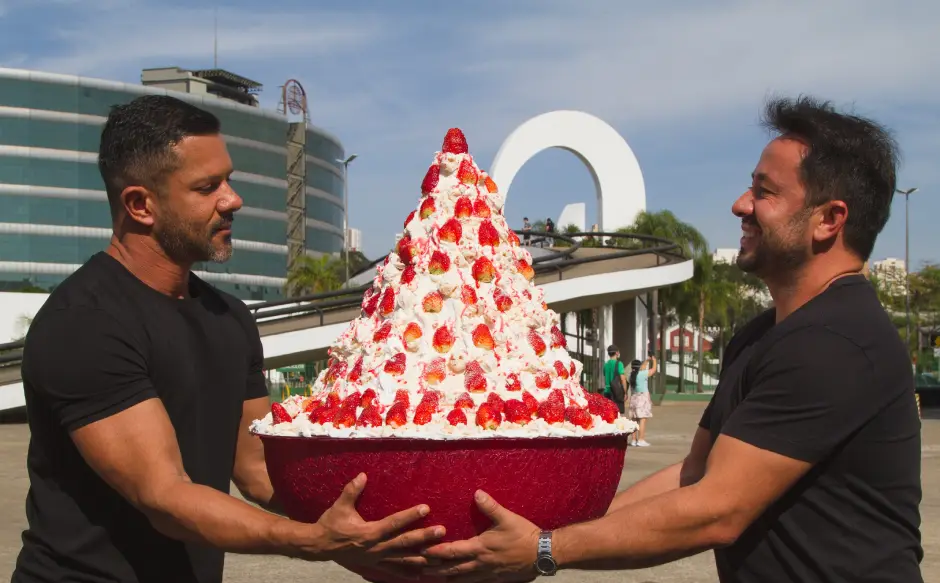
top-left (259, 432), bottom-right (629, 583)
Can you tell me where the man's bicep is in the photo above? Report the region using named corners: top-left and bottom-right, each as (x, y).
top-left (720, 328), bottom-right (877, 464)
top-left (233, 396), bottom-right (276, 507)
top-left (70, 398), bottom-right (189, 512)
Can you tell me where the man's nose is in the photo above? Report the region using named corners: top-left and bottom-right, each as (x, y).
top-left (732, 189), bottom-right (753, 219)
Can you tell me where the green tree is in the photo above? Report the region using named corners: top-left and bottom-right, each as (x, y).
top-left (285, 254), bottom-right (343, 297)
top-left (690, 254), bottom-right (737, 392)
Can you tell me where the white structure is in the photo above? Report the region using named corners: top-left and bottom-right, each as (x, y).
top-left (489, 110), bottom-right (680, 364)
top-left (712, 248), bottom-right (739, 265)
top-left (345, 227), bottom-right (362, 252)
top-left (871, 257), bottom-right (907, 296)
top-left (556, 203), bottom-right (586, 232)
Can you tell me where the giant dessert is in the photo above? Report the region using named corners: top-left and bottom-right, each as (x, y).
top-left (251, 129), bottom-right (637, 439)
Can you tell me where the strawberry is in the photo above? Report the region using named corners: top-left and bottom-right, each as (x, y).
top-left (587, 393), bottom-right (617, 423)
top-left (420, 390), bottom-right (441, 407)
top-left (315, 406), bottom-right (339, 425)
top-left (550, 326), bottom-right (566, 349)
top-left (472, 197), bottom-right (491, 218)
top-left (333, 407), bottom-right (357, 428)
top-left (454, 393), bottom-right (475, 409)
top-left (385, 402), bottom-right (408, 428)
top-left (528, 331), bottom-right (547, 356)
top-left (414, 402), bottom-right (434, 425)
top-left (461, 285), bottom-right (477, 305)
top-left (537, 400), bottom-right (565, 424)
top-left (397, 236), bottom-right (416, 265)
top-left (373, 321), bottom-right (392, 343)
top-left (424, 357), bottom-right (447, 384)
top-left (516, 259), bottom-right (535, 281)
top-left (478, 220), bottom-right (499, 248)
top-left (484, 175), bottom-right (498, 193)
top-left (542, 301), bottom-right (549, 310)
top-left (438, 218), bottom-right (462, 244)
top-left (505, 373), bottom-right (522, 392)
top-left (432, 326), bottom-right (455, 353)
top-left (486, 392), bottom-right (505, 414)
top-left (400, 265), bottom-right (416, 285)
top-left (535, 371), bottom-right (552, 389)
top-left (325, 361), bottom-right (348, 384)
top-left (471, 324), bottom-right (495, 351)
top-left (472, 257), bottom-right (496, 283)
top-left (362, 288), bottom-right (380, 316)
top-left (465, 362), bottom-right (487, 393)
top-left (357, 405), bottom-right (383, 427)
top-left (403, 322), bottom-right (423, 344)
top-left (570, 361), bottom-right (577, 378)
top-left (493, 288), bottom-right (512, 312)
top-left (442, 128), bottom-right (468, 155)
top-left (302, 398), bottom-right (322, 414)
top-left (565, 406), bottom-right (594, 430)
top-left (384, 353), bottom-right (406, 376)
top-left (546, 389), bottom-right (565, 405)
top-left (504, 399), bottom-right (530, 424)
top-left (522, 391), bottom-right (538, 416)
top-left (419, 197), bottom-right (436, 220)
top-left (475, 403), bottom-right (501, 429)
top-left (454, 196), bottom-right (473, 219)
top-left (379, 287), bottom-right (395, 316)
top-left (341, 391), bottom-right (362, 410)
top-left (271, 402), bottom-right (292, 424)
top-left (507, 230), bottom-right (520, 246)
top-left (360, 388), bottom-right (377, 409)
top-left (394, 389), bottom-right (411, 408)
top-left (348, 357), bottom-right (364, 383)
top-left (422, 291), bottom-right (444, 313)
top-left (447, 408), bottom-right (468, 426)
top-left (428, 251), bottom-right (450, 275)
top-left (554, 360), bottom-right (569, 379)
top-left (457, 159), bottom-right (477, 184)
top-left (325, 392), bottom-right (341, 409)
top-left (421, 164), bottom-right (440, 195)
top-left (404, 210), bottom-right (416, 228)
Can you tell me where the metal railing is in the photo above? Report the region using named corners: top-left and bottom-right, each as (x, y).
top-left (0, 231), bottom-right (684, 370)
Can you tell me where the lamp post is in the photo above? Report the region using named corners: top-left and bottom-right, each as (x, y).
top-left (897, 187), bottom-right (919, 349)
top-left (338, 154), bottom-right (358, 288)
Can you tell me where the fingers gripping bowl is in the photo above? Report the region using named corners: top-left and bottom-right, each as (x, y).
top-left (251, 128), bottom-right (636, 582)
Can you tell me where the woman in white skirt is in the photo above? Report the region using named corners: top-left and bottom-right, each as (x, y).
top-left (628, 357), bottom-right (655, 447)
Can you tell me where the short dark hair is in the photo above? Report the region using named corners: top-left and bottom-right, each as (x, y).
top-left (760, 95), bottom-right (900, 261)
top-left (98, 94), bottom-right (221, 219)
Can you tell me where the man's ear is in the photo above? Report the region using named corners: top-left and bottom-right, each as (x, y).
top-left (813, 200), bottom-right (848, 243)
top-left (120, 186), bottom-right (158, 227)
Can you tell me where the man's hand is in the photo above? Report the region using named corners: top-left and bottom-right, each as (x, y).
top-left (422, 490), bottom-right (539, 581)
top-left (314, 473), bottom-right (445, 570)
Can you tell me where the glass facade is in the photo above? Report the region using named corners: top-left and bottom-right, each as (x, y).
top-left (0, 69), bottom-right (346, 300)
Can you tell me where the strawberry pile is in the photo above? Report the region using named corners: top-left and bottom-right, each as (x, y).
top-left (261, 128), bottom-right (630, 438)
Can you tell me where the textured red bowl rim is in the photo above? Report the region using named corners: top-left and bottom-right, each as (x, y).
top-left (253, 431), bottom-right (632, 443)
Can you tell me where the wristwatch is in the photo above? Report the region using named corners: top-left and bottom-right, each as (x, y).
top-left (534, 530), bottom-right (558, 576)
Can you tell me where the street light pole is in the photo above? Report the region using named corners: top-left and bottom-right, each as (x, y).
top-left (897, 187), bottom-right (919, 349)
top-left (339, 154), bottom-right (358, 289)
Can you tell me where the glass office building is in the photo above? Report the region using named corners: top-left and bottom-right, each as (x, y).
top-left (0, 67), bottom-right (346, 300)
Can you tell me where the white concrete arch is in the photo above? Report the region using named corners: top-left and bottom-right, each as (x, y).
top-left (488, 110), bottom-right (646, 230)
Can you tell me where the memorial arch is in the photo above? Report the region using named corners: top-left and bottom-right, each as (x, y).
top-left (488, 110), bottom-right (646, 230)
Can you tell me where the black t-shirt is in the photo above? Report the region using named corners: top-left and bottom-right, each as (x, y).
top-left (12, 252), bottom-right (269, 583)
top-left (700, 274), bottom-right (923, 583)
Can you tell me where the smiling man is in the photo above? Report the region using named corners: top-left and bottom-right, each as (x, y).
top-left (422, 96), bottom-right (924, 583)
top-left (12, 95), bottom-right (442, 583)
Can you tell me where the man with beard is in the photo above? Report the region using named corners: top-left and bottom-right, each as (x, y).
top-left (420, 96), bottom-right (923, 582)
top-left (12, 95), bottom-right (442, 583)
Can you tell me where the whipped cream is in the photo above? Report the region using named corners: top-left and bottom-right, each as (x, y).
top-left (251, 128), bottom-right (638, 439)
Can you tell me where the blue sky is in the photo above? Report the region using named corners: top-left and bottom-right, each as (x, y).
top-left (2, 0), bottom-right (938, 268)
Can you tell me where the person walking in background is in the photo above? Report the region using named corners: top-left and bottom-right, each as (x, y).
top-left (628, 357), bottom-right (656, 447)
top-left (603, 345), bottom-right (627, 415)
top-left (522, 217), bottom-right (531, 245)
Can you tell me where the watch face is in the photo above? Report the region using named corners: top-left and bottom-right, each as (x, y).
top-left (536, 556), bottom-right (557, 574)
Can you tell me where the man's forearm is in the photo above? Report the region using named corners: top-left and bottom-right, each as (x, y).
top-left (554, 483), bottom-right (733, 571)
top-left (144, 480), bottom-right (327, 559)
top-left (606, 462), bottom-right (681, 515)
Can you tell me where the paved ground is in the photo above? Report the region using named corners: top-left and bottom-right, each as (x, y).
top-left (0, 402), bottom-right (937, 582)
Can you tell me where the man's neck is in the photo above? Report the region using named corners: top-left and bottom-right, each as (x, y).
top-left (765, 256), bottom-right (863, 323)
top-left (106, 234), bottom-right (193, 299)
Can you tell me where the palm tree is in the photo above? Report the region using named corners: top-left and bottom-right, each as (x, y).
top-left (690, 254), bottom-right (736, 392)
top-left (285, 254), bottom-right (342, 297)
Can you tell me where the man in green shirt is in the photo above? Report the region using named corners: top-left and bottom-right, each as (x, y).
top-left (603, 344), bottom-right (627, 414)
